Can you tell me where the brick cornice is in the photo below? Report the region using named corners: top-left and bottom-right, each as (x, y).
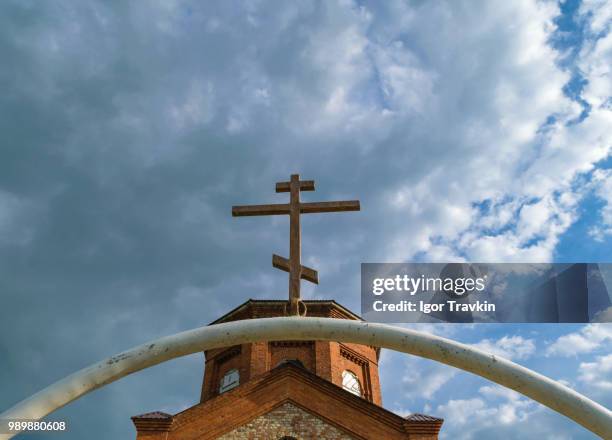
top-left (209, 299), bottom-right (363, 325)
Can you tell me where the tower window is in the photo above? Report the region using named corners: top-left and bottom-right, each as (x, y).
top-left (342, 370), bottom-right (362, 397)
top-left (219, 369), bottom-right (240, 394)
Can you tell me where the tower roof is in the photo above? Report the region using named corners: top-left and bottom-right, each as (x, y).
top-left (132, 411), bottom-right (172, 419)
top-left (209, 298), bottom-right (363, 325)
top-left (405, 413), bottom-right (444, 422)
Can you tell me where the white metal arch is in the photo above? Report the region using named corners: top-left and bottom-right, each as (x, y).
top-left (1, 317), bottom-right (610, 439)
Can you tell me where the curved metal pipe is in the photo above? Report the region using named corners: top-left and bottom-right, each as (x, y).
top-left (1, 318), bottom-right (610, 438)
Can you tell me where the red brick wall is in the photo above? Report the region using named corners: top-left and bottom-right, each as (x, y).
top-left (269, 341), bottom-right (315, 372)
top-left (248, 341), bottom-right (269, 377)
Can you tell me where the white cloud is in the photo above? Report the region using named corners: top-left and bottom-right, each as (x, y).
top-left (546, 324), bottom-right (612, 357)
top-left (472, 335), bottom-right (536, 360)
top-left (436, 385), bottom-right (537, 430)
top-left (588, 170), bottom-right (612, 241)
top-left (578, 353), bottom-right (612, 391)
top-left (577, 0), bottom-right (612, 242)
top-left (435, 384), bottom-right (577, 440)
top-left (479, 384), bottom-right (523, 402)
top-left (398, 357), bottom-right (457, 400)
top-left (580, 0), bottom-right (612, 35)
top-left (348, 0), bottom-right (611, 263)
top-left (387, 331), bottom-right (536, 406)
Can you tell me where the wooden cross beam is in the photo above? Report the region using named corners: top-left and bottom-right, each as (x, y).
top-left (232, 174), bottom-right (360, 315)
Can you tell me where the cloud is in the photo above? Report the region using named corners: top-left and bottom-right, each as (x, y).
top-left (401, 362), bottom-right (458, 400)
top-left (380, 348), bottom-right (459, 402)
top-left (588, 170), bottom-right (612, 241)
top-left (435, 384), bottom-right (583, 440)
top-left (578, 353), bottom-right (612, 391)
top-left (546, 324), bottom-right (612, 357)
top-left (386, 331), bottom-right (537, 405)
top-left (472, 335), bottom-right (536, 360)
top-left (0, 190), bottom-right (39, 246)
top-left (436, 386), bottom-right (537, 435)
top-left (580, 0), bottom-right (612, 35)
top-left (576, 0), bottom-right (612, 242)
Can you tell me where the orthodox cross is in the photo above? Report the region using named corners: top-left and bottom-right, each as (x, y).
top-left (232, 174), bottom-right (360, 316)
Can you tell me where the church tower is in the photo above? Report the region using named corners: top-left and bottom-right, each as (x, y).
top-left (200, 300), bottom-right (382, 405)
top-left (131, 175), bottom-right (444, 439)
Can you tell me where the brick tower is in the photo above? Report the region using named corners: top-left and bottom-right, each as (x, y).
top-left (131, 299), bottom-right (444, 439)
top-left (132, 176), bottom-right (444, 438)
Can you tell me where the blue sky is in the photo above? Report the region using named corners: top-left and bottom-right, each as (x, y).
top-left (0, 1), bottom-right (611, 439)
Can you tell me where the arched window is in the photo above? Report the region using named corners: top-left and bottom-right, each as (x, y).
top-left (219, 369), bottom-right (239, 394)
top-left (342, 370), bottom-right (362, 396)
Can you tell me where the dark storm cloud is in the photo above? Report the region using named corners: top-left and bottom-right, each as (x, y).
top-left (0, 3), bottom-right (374, 437)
